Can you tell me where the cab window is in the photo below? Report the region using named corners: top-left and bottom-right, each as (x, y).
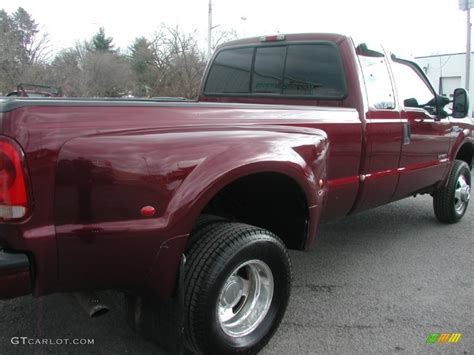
top-left (204, 43), bottom-right (346, 99)
top-left (357, 44), bottom-right (395, 110)
top-left (391, 61), bottom-right (436, 114)
top-left (252, 46), bottom-right (286, 94)
top-left (204, 47), bottom-right (254, 94)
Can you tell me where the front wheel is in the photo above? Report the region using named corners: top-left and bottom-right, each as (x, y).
top-left (184, 222), bottom-right (291, 354)
top-left (433, 160), bottom-right (471, 223)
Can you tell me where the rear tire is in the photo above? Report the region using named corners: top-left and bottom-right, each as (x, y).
top-left (191, 214), bottom-right (227, 234)
top-left (186, 214), bottom-right (227, 252)
top-left (184, 222), bottom-right (291, 354)
top-left (433, 160), bottom-right (471, 223)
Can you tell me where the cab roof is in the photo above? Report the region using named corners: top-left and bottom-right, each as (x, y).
top-left (217, 33), bottom-right (350, 50)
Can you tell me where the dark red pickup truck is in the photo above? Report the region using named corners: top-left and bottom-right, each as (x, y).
top-left (0, 33), bottom-right (472, 354)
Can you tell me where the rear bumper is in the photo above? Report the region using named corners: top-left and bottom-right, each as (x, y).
top-left (0, 250), bottom-right (31, 299)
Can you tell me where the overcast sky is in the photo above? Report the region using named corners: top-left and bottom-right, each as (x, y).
top-left (2, 0), bottom-right (469, 58)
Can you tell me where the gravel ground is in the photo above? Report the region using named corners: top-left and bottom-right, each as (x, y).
top-left (0, 178), bottom-right (472, 354)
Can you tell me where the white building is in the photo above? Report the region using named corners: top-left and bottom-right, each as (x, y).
top-left (415, 52), bottom-right (473, 110)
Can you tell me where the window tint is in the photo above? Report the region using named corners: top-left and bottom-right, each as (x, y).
top-left (204, 43), bottom-right (346, 98)
top-left (283, 44), bottom-right (345, 97)
top-left (205, 47), bottom-right (253, 93)
top-left (358, 55), bottom-right (395, 110)
top-left (252, 46), bottom-right (286, 94)
top-left (392, 61), bottom-right (435, 112)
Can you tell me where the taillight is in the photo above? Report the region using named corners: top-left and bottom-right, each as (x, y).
top-left (0, 138), bottom-right (29, 221)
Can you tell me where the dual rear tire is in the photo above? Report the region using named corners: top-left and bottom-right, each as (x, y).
top-left (184, 220), bottom-right (291, 354)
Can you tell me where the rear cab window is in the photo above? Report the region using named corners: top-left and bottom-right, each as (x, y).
top-left (204, 42), bottom-right (347, 99)
top-left (356, 43), bottom-right (396, 110)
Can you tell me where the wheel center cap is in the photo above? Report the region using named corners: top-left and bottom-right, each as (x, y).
top-left (222, 277), bottom-right (243, 308)
top-left (461, 185), bottom-right (471, 203)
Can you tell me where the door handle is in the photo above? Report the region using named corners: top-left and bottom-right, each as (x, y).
top-left (402, 122), bottom-right (411, 145)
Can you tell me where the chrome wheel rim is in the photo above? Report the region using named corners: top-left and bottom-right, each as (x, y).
top-left (454, 175), bottom-right (470, 214)
top-left (217, 259), bottom-right (274, 337)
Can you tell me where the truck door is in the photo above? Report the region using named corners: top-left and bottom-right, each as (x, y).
top-left (390, 58), bottom-right (451, 200)
top-left (351, 44), bottom-right (403, 213)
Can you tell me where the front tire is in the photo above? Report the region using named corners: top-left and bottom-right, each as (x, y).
top-left (433, 160), bottom-right (471, 223)
top-left (184, 222), bottom-right (291, 354)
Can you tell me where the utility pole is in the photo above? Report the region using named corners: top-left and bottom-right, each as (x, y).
top-left (208, 0), bottom-right (212, 59)
top-left (466, 8), bottom-right (471, 92)
top-left (460, 0), bottom-right (473, 92)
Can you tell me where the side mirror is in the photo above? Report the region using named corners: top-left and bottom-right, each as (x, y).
top-left (404, 98), bottom-right (419, 108)
top-left (452, 88), bottom-right (470, 118)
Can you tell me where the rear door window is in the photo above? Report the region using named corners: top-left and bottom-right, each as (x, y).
top-left (204, 43), bottom-right (346, 99)
top-left (357, 53), bottom-right (395, 110)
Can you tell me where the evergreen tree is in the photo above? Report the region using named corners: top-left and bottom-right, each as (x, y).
top-left (0, 7), bottom-right (50, 92)
top-left (129, 37), bottom-right (154, 73)
top-left (12, 7), bottom-right (39, 64)
top-left (92, 27), bottom-right (114, 52)
top-left (128, 37), bottom-right (156, 96)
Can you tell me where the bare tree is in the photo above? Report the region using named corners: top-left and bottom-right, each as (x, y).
top-left (1, 11), bottom-right (219, 99)
top-left (149, 25), bottom-right (206, 98)
top-left (82, 51), bottom-right (133, 97)
top-left (212, 28), bottom-right (237, 51)
top-left (51, 48), bottom-right (85, 96)
top-left (52, 33), bottom-right (130, 97)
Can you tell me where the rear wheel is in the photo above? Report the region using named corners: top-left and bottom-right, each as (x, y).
top-left (433, 160), bottom-right (471, 223)
top-left (187, 214), bottom-right (227, 251)
top-left (184, 222), bottom-right (291, 354)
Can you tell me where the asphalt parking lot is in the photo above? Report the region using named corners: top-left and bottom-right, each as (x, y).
top-left (1, 176), bottom-right (473, 354)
